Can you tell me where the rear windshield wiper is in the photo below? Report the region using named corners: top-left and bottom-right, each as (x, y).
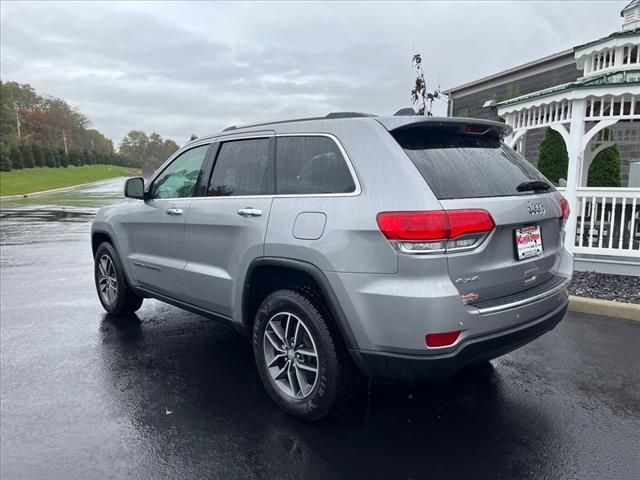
top-left (516, 180), bottom-right (551, 192)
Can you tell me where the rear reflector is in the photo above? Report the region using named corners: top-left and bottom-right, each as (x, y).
top-left (425, 330), bottom-right (462, 348)
top-left (377, 210), bottom-right (495, 253)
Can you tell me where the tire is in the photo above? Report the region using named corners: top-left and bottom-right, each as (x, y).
top-left (252, 288), bottom-right (351, 421)
top-left (94, 242), bottom-right (143, 316)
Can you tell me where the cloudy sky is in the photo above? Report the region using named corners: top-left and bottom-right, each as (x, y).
top-left (0, 1), bottom-right (627, 146)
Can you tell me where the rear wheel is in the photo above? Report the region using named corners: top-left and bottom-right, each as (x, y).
top-left (94, 242), bottom-right (143, 315)
top-left (252, 289), bottom-right (351, 421)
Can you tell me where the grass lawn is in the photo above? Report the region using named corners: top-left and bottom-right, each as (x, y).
top-left (0, 165), bottom-right (139, 197)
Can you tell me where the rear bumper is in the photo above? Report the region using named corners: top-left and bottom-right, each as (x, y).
top-left (350, 301), bottom-right (568, 379)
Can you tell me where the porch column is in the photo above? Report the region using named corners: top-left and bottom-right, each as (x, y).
top-left (564, 98), bottom-right (586, 253)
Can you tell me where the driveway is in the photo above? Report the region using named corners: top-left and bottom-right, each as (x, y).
top-left (1, 179), bottom-right (639, 480)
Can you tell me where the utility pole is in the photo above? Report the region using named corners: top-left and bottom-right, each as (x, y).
top-left (62, 129), bottom-right (68, 154)
top-left (15, 103), bottom-right (21, 139)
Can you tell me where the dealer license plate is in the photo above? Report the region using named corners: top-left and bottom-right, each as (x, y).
top-left (515, 225), bottom-right (543, 260)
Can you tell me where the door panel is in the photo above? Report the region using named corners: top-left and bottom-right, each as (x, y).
top-left (126, 198), bottom-right (191, 296)
top-left (183, 135), bottom-right (275, 317)
top-left (183, 197), bottom-right (273, 316)
top-left (125, 143), bottom-right (212, 298)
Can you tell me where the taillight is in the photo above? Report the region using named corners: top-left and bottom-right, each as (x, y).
top-left (377, 209), bottom-right (495, 254)
top-left (560, 198), bottom-right (570, 221)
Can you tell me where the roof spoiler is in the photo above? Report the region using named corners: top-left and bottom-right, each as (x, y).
top-left (376, 116), bottom-right (513, 139)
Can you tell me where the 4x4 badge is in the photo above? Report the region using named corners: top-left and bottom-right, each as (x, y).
top-left (527, 201), bottom-right (545, 215)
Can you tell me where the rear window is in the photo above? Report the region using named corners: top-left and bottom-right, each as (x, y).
top-left (275, 136), bottom-right (356, 195)
top-left (392, 126), bottom-right (552, 199)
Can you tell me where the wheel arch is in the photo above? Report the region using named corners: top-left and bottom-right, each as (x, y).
top-left (241, 258), bottom-right (358, 351)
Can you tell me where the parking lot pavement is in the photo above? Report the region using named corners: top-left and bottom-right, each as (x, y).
top-left (1, 179), bottom-right (639, 480)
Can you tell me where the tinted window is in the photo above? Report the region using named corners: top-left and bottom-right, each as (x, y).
top-left (150, 144), bottom-right (209, 199)
top-left (392, 126), bottom-right (552, 199)
top-left (208, 138), bottom-right (271, 196)
top-left (276, 136), bottom-right (355, 194)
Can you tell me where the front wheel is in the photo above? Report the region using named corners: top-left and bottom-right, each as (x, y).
top-left (94, 242), bottom-right (143, 316)
top-left (252, 289), bottom-right (351, 421)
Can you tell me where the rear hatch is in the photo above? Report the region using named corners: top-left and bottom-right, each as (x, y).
top-left (383, 118), bottom-right (567, 308)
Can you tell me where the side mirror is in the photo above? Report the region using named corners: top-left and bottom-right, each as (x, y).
top-left (124, 177), bottom-right (146, 200)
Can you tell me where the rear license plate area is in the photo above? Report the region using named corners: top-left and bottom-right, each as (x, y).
top-left (515, 225), bottom-right (543, 260)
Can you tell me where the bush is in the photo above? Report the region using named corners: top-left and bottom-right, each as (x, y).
top-left (9, 144), bottom-right (23, 169)
top-left (19, 143), bottom-right (35, 168)
top-left (45, 146), bottom-right (56, 167)
top-left (588, 145), bottom-right (620, 187)
top-left (538, 128), bottom-right (568, 185)
top-left (68, 150), bottom-right (82, 166)
top-left (32, 144), bottom-right (46, 167)
top-left (58, 149), bottom-right (69, 168)
top-left (0, 143), bottom-right (11, 171)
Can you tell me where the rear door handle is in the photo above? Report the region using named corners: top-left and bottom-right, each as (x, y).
top-left (237, 208), bottom-right (262, 218)
top-left (166, 208), bottom-right (183, 216)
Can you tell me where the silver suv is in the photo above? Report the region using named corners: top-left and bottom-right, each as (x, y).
top-left (92, 114), bottom-right (573, 421)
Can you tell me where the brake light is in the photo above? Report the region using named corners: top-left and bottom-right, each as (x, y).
top-left (377, 210), bottom-right (495, 253)
top-left (560, 198), bottom-right (570, 221)
top-left (425, 330), bottom-right (462, 348)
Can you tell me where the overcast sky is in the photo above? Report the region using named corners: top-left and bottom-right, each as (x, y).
top-left (0, 1), bottom-right (628, 146)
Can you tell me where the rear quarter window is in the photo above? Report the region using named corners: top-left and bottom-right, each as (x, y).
top-left (392, 126), bottom-right (553, 199)
top-left (275, 136), bottom-right (356, 195)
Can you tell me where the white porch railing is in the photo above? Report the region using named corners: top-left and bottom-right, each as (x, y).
top-left (572, 188), bottom-right (640, 257)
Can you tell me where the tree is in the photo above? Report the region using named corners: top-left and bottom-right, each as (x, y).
top-left (588, 145), bottom-right (620, 187)
top-left (83, 149), bottom-right (94, 165)
top-left (0, 143), bottom-right (11, 171)
top-left (538, 128), bottom-right (568, 185)
top-left (0, 82), bottom-right (17, 144)
top-left (69, 150), bottom-right (82, 167)
top-left (410, 53), bottom-right (442, 116)
top-left (58, 148), bottom-right (69, 168)
top-left (19, 143), bottom-right (35, 168)
top-left (32, 143), bottom-right (45, 167)
top-left (190, 134), bottom-right (198, 141)
top-left (9, 144), bottom-right (23, 169)
top-left (45, 146), bottom-right (56, 167)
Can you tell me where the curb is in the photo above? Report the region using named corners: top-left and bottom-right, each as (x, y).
top-left (0, 177), bottom-right (128, 201)
top-left (568, 295), bottom-right (640, 321)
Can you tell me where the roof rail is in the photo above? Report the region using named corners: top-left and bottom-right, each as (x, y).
top-left (219, 112), bottom-right (377, 133)
top-left (325, 112), bottom-right (377, 119)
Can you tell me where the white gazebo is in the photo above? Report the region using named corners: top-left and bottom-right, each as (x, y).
top-left (498, 1), bottom-right (640, 273)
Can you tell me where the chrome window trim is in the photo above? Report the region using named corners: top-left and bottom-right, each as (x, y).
top-left (476, 277), bottom-right (570, 315)
top-left (153, 132), bottom-right (362, 201)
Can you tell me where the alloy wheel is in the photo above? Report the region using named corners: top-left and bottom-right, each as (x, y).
top-left (97, 254), bottom-right (118, 305)
top-left (263, 312), bottom-right (319, 399)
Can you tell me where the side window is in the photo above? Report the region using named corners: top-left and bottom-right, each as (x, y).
top-left (207, 138), bottom-right (272, 196)
top-left (150, 145), bottom-right (209, 199)
top-left (275, 136), bottom-right (356, 194)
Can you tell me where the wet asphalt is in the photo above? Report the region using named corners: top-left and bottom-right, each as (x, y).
top-left (0, 178), bottom-right (639, 480)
